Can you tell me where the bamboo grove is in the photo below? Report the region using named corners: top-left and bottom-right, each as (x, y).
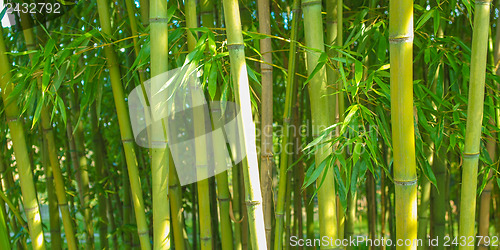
top-left (1, 0), bottom-right (500, 248)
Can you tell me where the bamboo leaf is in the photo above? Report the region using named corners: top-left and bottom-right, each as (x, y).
top-left (416, 9), bottom-right (434, 31)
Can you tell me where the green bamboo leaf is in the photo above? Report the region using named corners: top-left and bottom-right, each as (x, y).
top-left (354, 60), bottom-right (363, 85)
top-left (52, 60), bottom-right (69, 93)
top-left (333, 166), bottom-right (347, 209)
top-left (208, 63), bottom-right (217, 100)
top-left (32, 97), bottom-right (44, 128)
top-left (416, 9), bottom-right (434, 31)
top-left (433, 9), bottom-right (440, 35)
top-left (42, 58), bottom-right (52, 93)
top-left (57, 95), bottom-right (67, 126)
top-left (340, 105), bottom-right (359, 136)
top-left (303, 52), bottom-right (328, 87)
top-left (302, 158), bottom-right (328, 189)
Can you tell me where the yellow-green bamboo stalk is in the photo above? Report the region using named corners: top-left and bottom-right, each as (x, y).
top-left (40, 127), bottom-right (62, 250)
top-left (90, 104), bottom-right (109, 250)
top-left (168, 162), bottom-right (186, 250)
top-left (0, 144), bottom-right (10, 249)
top-left (302, 0), bottom-right (338, 244)
top-left (198, 0), bottom-right (234, 247)
top-left (222, 0), bottom-right (268, 248)
top-left (96, 0), bottom-right (151, 248)
top-left (149, 0), bottom-right (171, 246)
top-left (0, 28), bottom-right (46, 250)
top-left (20, 23), bottom-right (78, 249)
top-left (389, 0), bottom-right (418, 247)
top-left (274, 0), bottom-right (300, 247)
top-left (431, 26), bottom-right (447, 250)
top-left (185, 2), bottom-right (214, 247)
top-left (71, 89), bottom-right (94, 250)
top-left (458, 0), bottom-right (491, 248)
top-left (257, 0), bottom-right (273, 245)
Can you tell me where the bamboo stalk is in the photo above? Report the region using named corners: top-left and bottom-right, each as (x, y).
top-left (389, 0), bottom-right (418, 247)
top-left (0, 27), bottom-right (46, 250)
top-left (0, 142), bottom-right (10, 249)
top-left (185, 0), bottom-right (214, 248)
top-left (232, 164), bottom-right (243, 250)
top-left (431, 26), bottom-right (447, 250)
top-left (257, 0), bottom-right (274, 245)
top-left (221, 0), bottom-right (268, 248)
top-left (40, 127), bottom-right (62, 250)
top-left (302, 0), bottom-right (338, 244)
top-left (147, 0), bottom-right (173, 247)
top-left (71, 88), bottom-right (94, 249)
top-left (367, 171), bottom-right (377, 248)
top-left (20, 22), bottom-right (79, 249)
top-left (96, 0), bottom-right (151, 248)
top-left (458, 0), bottom-right (491, 248)
top-left (90, 103), bottom-right (110, 250)
top-left (273, 0), bottom-right (300, 248)
top-left (210, 103), bottom-right (235, 250)
top-left (168, 162), bottom-right (187, 250)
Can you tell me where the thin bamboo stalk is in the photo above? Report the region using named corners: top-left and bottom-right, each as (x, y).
top-left (389, 0), bottom-right (418, 247)
top-left (90, 103), bottom-right (110, 250)
top-left (185, 0), bottom-right (214, 248)
top-left (40, 127), bottom-right (62, 250)
top-left (0, 143), bottom-right (10, 249)
top-left (211, 105), bottom-right (235, 250)
top-left (96, 0), bottom-right (151, 248)
top-left (257, 0), bottom-right (274, 245)
top-left (273, 0), bottom-right (300, 248)
top-left (302, 0), bottom-right (338, 243)
top-left (232, 164), bottom-right (243, 250)
top-left (71, 88), bottom-right (94, 249)
top-left (458, 0), bottom-right (491, 248)
top-left (431, 26), bottom-right (447, 250)
top-left (367, 171), bottom-right (377, 248)
top-left (0, 27), bottom-right (46, 250)
top-left (168, 162), bottom-right (186, 249)
top-left (221, 0), bottom-right (268, 248)
top-left (20, 23), bottom-right (78, 249)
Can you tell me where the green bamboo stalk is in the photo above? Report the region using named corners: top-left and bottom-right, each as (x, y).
top-left (367, 172), bottom-right (377, 247)
top-left (96, 0), bottom-right (151, 248)
top-left (121, 149), bottom-right (133, 250)
top-left (0, 144), bottom-right (10, 249)
top-left (389, 0), bottom-right (418, 247)
top-left (257, 0), bottom-right (274, 245)
top-left (232, 163), bottom-right (243, 250)
top-left (458, 0), bottom-right (491, 248)
top-left (186, 0), bottom-right (214, 247)
top-left (303, 88), bottom-right (315, 241)
top-left (430, 26), bottom-right (447, 250)
top-left (0, 27), bottom-right (46, 250)
top-left (210, 103), bottom-right (234, 250)
top-left (20, 23), bottom-right (78, 249)
top-left (168, 162), bottom-right (186, 249)
top-left (148, 0), bottom-right (172, 246)
top-left (302, 0), bottom-right (338, 244)
top-left (0, 142), bottom-right (24, 249)
top-left (284, 167), bottom-right (292, 250)
top-left (71, 88), bottom-right (94, 249)
top-left (221, 0), bottom-right (268, 247)
top-left (0, 194), bottom-right (9, 249)
top-left (417, 176), bottom-right (431, 249)
top-left (90, 103), bottom-right (110, 250)
top-left (40, 127), bottom-right (62, 250)
top-left (273, 0), bottom-right (300, 248)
